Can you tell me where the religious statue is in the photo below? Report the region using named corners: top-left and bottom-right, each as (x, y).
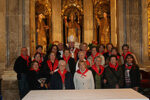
top-left (96, 12), bottom-right (110, 45)
top-left (64, 13), bottom-right (81, 43)
top-left (37, 13), bottom-right (49, 52)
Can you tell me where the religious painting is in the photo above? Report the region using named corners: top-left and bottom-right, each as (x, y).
top-left (35, 0), bottom-right (52, 53)
top-left (93, 0), bottom-right (110, 45)
top-left (62, 0), bottom-right (84, 44)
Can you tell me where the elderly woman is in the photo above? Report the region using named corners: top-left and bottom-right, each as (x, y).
top-left (51, 60), bottom-right (74, 90)
top-left (87, 46), bottom-right (105, 66)
top-left (76, 51), bottom-right (90, 71)
top-left (74, 61), bottom-right (94, 89)
top-left (89, 56), bottom-right (106, 89)
top-left (104, 55), bottom-right (124, 88)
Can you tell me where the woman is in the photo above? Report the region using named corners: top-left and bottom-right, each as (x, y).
top-left (104, 55), bottom-right (124, 88)
top-left (76, 51), bottom-right (90, 71)
top-left (87, 46), bottom-right (105, 66)
top-left (98, 44), bottom-right (105, 55)
top-left (90, 56), bottom-right (106, 89)
top-left (74, 61), bottom-right (94, 89)
top-left (80, 43), bottom-right (91, 59)
top-left (42, 52), bottom-right (59, 88)
top-left (51, 60), bottom-right (74, 89)
top-left (61, 49), bottom-right (76, 76)
top-left (27, 61), bottom-right (48, 90)
top-left (33, 52), bottom-right (43, 67)
top-left (122, 54), bottom-right (140, 91)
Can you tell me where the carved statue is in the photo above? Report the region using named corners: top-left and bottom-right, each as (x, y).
top-left (96, 12), bottom-right (110, 45)
top-left (37, 13), bottom-right (49, 52)
top-left (64, 13), bottom-right (81, 43)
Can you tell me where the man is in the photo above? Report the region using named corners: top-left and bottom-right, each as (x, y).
top-left (14, 47), bottom-right (31, 99)
top-left (103, 43), bottom-right (113, 61)
top-left (58, 43), bottom-right (64, 58)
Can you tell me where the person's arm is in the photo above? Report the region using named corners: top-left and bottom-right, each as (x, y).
top-left (89, 71), bottom-right (95, 89)
top-left (73, 73), bottom-right (77, 89)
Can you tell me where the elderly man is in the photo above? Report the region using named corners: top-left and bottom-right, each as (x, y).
top-left (51, 60), bottom-right (74, 90)
top-left (14, 47), bottom-right (31, 99)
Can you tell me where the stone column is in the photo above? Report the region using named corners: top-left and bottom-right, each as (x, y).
top-left (83, 0), bottom-right (93, 44)
top-left (110, 0), bottom-right (117, 47)
top-left (52, 0), bottom-right (62, 42)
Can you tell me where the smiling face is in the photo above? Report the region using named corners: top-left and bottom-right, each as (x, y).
top-left (59, 60), bottom-right (66, 72)
top-left (123, 46), bottom-right (129, 54)
top-left (49, 52), bottom-right (56, 61)
top-left (95, 57), bottom-right (102, 66)
top-left (32, 62), bottom-right (39, 70)
top-left (35, 53), bottom-right (41, 62)
top-left (110, 57), bottom-right (117, 65)
top-left (99, 45), bottom-right (104, 53)
top-left (64, 50), bottom-right (70, 57)
top-left (91, 48), bottom-right (97, 56)
top-left (126, 56), bottom-right (133, 64)
top-left (37, 47), bottom-right (42, 53)
top-left (78, 61), bottom-right (86, 71)
top-left (78, 52), bottom-right (85, 60)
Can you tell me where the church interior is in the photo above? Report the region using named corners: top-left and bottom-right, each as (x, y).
top-left (0, 0), bottom-right (150, 99)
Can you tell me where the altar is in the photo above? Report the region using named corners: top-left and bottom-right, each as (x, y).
top-left (23, 89), bottom-right (148, 100)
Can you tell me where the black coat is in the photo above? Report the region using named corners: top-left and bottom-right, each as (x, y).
top-left (27, 70), bottom-right (46, 90)
top-left (51, 71), bottom-right (74, 90)
top-left (14, 56), bottom-right (31, 80)
top-left (122, 64), bottom-right (140, 88)
top-left (60, 57), bottom-right (76, 75)
top-left (104, 65), bottom-right (124, 88)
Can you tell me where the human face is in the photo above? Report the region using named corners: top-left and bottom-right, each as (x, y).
top-left (95, 57), bottom-right (101, 66)
top-left (92, 48), bottom-right (97, 56)
top-left (58, 43), bottom-right (63, 51)
top-left (126, 56), bottom-right (133, 64)
top-left (59, 62), bottom-right (66, 71)
top-left (69, 42), bottom-right (75, 48)
top-left (78, 52), bottom-right (85, 60)
top-left (110, 57), bottom-right (117, 65)
top-left (111, 49), bottom-right (117, 55)
top-left (37, 47), bottom-right (42, 53)
top-left (32, 62), bottom-right (39, 70)
top-left (64, 50), bottom-right (70, 57)
top-left (49, 53), bottom-right (56, 61)
top-left (35, 54), bottom-right (41, 62)
top-left (107, 44), bottom-right (112, 52)
top-left (123, 46), bottom-right (129, 54)
top-left (21, 48), bottom-right (28, 56)
top-left (81, 44), bottom-right (87, 51)
top-left (52, 46), bottom-right (57, 53)
top-left (79, 62), bottom-right (86, 71)
top-left (99, 46), bottom-right (104, 53)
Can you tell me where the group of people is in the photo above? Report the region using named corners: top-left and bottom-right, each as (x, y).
top-left (14, 41), bottom-right (140, 99)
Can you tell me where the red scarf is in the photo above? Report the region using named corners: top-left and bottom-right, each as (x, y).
top-left (33, 59), bottom-right (42, 67)
top-left (91, 53), bottom-right (99, 62)
top-left (107, 50), bottom-right (111, 55)
top-left (47, 59), bottom-right (58, 71)
top-left (92, 65), bottom-right (104, 76)
top-left (86, 60), bottom-right (90, 66)
top-left (122, 51), bottom-right (132, 60)
top-left (63, 55), bottom-right (70, 64)
top-left (30, 67), bottom-right (40, 72)
top-left (58, 69), bottom-right (67, 83)
top-left (21, 54), bottom-right (30, 66)
top-left (109, 62), bottom-right (119, 71)
top-left (117, 55), bottom-right (120, 59)
top-left (100, 51), bottom-right (105, 55)
top-left (77, 68), bottom-right (89, 77)
top-left (125, 64), bottom-right (132, 70)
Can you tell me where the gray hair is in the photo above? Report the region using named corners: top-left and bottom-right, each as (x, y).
top-left (58, 60), bottom-right (66, 66)
top-left (94, 56), bottom-right (102, 63)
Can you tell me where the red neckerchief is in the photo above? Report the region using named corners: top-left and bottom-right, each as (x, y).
top-left (92, 64), bottom-right (104, 76)
top-left (21, 54), bottom-right (30, 66)
top-left (109, 62), bottom-right (119, 71)
top-left (100, 51), bottom-right (105, 55)
top-left (63, 55), bottom-right (70, 64)
top-left (33, 59), bottom-right (42, 67)
top-left (122, 51), bottom-right (132, 60)
top-left (58, 69), bottom-right (67, 83)
top-left (125, 64), bottom-right (132, 70)
top-left (47, 59), bottom-right (58, 71)
top-left (107, 50), bottom-right (111, 55)
top-left (77, 68), bottom-right (89, 77)
top-left (117, 55), bottom-right (120, 59)
top-left (91, 53), bottom-right (99, 62)
top-left (30, 67), bottom-right (40, 72)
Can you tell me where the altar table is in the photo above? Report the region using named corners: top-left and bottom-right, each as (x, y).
top-left (23, 89), bottom-right (149, 100)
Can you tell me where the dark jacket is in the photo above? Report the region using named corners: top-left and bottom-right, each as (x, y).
top-left (104, 65), bottom-right (124, 88)
top-left (27, 70), bottom-right (46, 90)
top-left (89, 67), bottom-right (105, 88)
top-left (60, 57), bottom-right (76, 75)
top-left (14, 56), bottom-right (31, 80)
top-left (122, 64), bottom-right (140, 88)
top-left (51, 71), bottom-right (74, 90)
